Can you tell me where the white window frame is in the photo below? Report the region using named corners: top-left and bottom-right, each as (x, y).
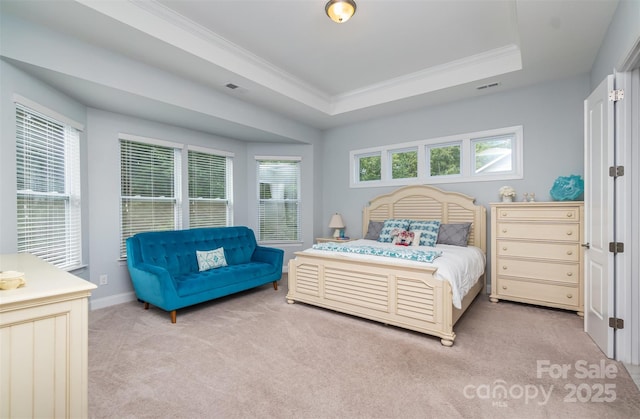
top-left (389, 146), bottom-right (419, 181)
top-left (355, 151), bottom-right (382, 183)
top-left (119, 135), bottom-right (183, 259)
top-left (119, 137), bottom-right (235, 259)
top-left (255, 156), bottom-right (302, 244)
top-left (350, 125), bottom-right (523, 188)
top-left (187, 145), bottom-right (234, 228)
top-left (15, 99), bottom-right (83, 271)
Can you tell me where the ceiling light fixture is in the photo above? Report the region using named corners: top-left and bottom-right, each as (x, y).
top-left (325, 0), bottom-right (356, 24)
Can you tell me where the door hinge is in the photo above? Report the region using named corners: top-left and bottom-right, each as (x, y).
top-left (609, 242), bottom-right (624, 254)
top-left (609, 89), bottom-right (624, 102)
top-left (609, 317), bottom-right (624, 330)
top-left (609, 166), bottom-right (624, 178)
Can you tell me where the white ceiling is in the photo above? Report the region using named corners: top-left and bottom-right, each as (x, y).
top-left (1, 0), bottom-right (619, 138)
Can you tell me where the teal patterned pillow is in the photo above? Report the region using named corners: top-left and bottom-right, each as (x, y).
top-left (196, 247), bottom-right (228, 271)
top-left (378, 219), bottom-right (410, 243)
top-left (409, 220), bottom-right (441, 247)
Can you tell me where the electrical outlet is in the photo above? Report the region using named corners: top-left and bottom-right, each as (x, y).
top-left (99, 274), bottom-right (108, 285)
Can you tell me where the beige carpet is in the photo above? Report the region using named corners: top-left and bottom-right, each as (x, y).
top-left (89, 279), bottom-right (640, 419)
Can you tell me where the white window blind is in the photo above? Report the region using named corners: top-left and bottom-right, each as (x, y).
top-left (257, 159), bottom-right (300, 242)
top-left (188, 149), bottom-right (233, 228)
top-left (16, 104), bottom-right (82, 270)
top-left (120, 139), bottom-right (182, 258)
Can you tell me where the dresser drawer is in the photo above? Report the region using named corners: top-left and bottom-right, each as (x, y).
top-left (496, 257), bottom-right (579, 284)
top-left (495, 222), bottom-right (580, 242)
top-left (496, 206), bottom-right (580, 221)
top-left (496, 240), bottom-right (580, 262)
top-left (496, 277), bottom-right (579, 307)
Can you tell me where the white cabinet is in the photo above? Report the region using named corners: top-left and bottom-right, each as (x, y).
top-left (0, 254), bottom-right (96, 418)
top-left (489, 202), bottom-right (584, 316)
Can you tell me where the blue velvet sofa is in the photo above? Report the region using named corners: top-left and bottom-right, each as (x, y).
top-left (126, 226), bottom-right (284, 323)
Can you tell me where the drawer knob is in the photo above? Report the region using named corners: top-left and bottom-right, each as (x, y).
top-left (502, 246), bottom-right (508, 251)
top-left (567, 250), bottom-right (573, 255)
top-left (501, 212), bottom-right (507, 217)
top-left (502, 285), bottom-right (507, 290)
top-left (567, 294), bottom-right (573, 299)
top-left (567, 272), bottom-right (573, 277)
top-left (566, 231), bottom-right (573, 236)
top-left (567, 212), bottom-right (573, 218)
top-left (502, 229), bottom-right (508, 233)
top-left (502, 265), bottom-right (508, 270)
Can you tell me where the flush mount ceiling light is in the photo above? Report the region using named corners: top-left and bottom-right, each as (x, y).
top-left (325, 0), bottom-right (357, 23)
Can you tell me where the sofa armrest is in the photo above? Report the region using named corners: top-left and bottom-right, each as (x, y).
top-left (127, 262), bottom-right (178, 308)
top-left (252, 245), bottom-right (284, 269)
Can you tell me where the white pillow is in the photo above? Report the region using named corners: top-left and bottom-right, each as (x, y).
top-left (196, 247), bottom-right (227, 271)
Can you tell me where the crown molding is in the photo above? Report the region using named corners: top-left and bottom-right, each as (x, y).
top-left (75, 0), bottom-right (522, 117)
top-left (330, 44), bottom-right (523, 114)
top-left (77, 0), bottom-right (332, 111)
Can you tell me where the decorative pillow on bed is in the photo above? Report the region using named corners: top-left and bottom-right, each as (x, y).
top-left (364, 221), bottom-right (384, 240)
top-left (196, 247), bottom-right (227, 271)
top-left (408, 220), bottom-right (441, 247)
top-left (437, 222), bottom-right (472, 247)
top-left (391, 228), bottom-right (420, 246)
top-left (378, 219), bottom-right (410, 243)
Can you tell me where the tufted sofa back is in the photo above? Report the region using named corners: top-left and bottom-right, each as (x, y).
top-left (128, 226), bottom-right (258, 277)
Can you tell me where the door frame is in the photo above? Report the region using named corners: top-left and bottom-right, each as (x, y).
top-left (614, 44), bottom-right (640, 364)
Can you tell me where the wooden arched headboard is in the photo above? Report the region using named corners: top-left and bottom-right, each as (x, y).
top-left (362, 185), bottom-right (487, 252)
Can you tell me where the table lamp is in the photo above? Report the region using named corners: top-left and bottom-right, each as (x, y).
top-left (328, 213), bottom-right (345, 239)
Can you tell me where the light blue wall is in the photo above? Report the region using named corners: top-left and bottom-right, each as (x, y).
top-left (321, 75), bottom-right (591, 287)
top-left (0, 60), bottom-right (90, 281)
top-left (2, 2), bottom-right (631, 306)
top-left (591, 0), bottom-right (640, 86)
top-left (321, 75), bottom-right (590, 237)
top-left (0, 11), bottom-right (323, 308)
top-left (85, 108), bottom-right (259, 305)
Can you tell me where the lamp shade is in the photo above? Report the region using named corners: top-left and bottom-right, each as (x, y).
top-left (328, 213), bottom-right (345, 229)
top-left (325, 0), bottom-right (356, 23)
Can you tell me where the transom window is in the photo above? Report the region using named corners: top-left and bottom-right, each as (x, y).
top-left (350, 126), bottom-right (523, 187)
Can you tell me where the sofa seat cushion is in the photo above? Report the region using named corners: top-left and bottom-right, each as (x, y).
top-left (174, 262), bottom-right (275, 297)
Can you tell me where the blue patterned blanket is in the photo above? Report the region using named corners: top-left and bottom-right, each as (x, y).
top-left (312, 242), bottom-right (442, 263)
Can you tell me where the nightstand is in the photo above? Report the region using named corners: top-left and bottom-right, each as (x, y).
top-left (315, 237), bottom-right (357, 244)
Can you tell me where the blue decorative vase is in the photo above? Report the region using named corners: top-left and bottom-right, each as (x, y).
top-left (550, 175), bottom-right (584, 201)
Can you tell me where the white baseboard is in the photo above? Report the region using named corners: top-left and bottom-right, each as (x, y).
top-left (90, 291), bottom-right (137, 311)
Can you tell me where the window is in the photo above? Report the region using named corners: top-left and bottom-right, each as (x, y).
top-left (120, 137), bottom-right (181, 258)
top-left (428, 143), bottom-right (461, 176)
top-left (16, 103), bottom-right (82, 270)
top-left (119, 138), bottom-right (235, 259)
top-left (472, 135), bottom-right (513, 174)
top-left (390, 147), bottom-right (418, 180)
top-left (188, 147), bottom-right (233, 228)
top-left (256, 158), bottom-right (301, 242)
top-left (357, 152), bottom-right (381, 182)
top-left (350, 126), bottom-right (522, 187)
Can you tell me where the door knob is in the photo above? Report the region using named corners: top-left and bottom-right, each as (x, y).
top-left (581, 243), bottom-right (590, 249)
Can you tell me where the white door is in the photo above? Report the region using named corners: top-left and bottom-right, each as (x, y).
top-left (584, 75), bottom-right (615, 357)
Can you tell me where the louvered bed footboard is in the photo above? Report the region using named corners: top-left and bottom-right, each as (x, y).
top-left (286, 251), bottom-right (484, 346)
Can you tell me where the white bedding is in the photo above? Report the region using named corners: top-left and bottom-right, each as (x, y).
top-left (302, 239), bottom-right (486, 309)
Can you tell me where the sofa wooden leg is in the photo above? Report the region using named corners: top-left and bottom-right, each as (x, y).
top-left (272, 281), bottom-right (278, 290)
top-left (144, 302), bottom-right (149, 310)
top-left (170, 310), bottom-right (177, 323)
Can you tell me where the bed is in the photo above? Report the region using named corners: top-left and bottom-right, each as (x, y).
top-left (286, 185), bottom-right (487, 346)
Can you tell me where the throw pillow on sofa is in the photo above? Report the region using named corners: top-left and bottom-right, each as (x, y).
top-left (197, 248), bottom-right (228, 271)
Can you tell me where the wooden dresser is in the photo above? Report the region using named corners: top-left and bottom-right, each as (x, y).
top-left (489, 202), bottom-right (584, 316)
top-left (0, 253), bottom-right (96, 418)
